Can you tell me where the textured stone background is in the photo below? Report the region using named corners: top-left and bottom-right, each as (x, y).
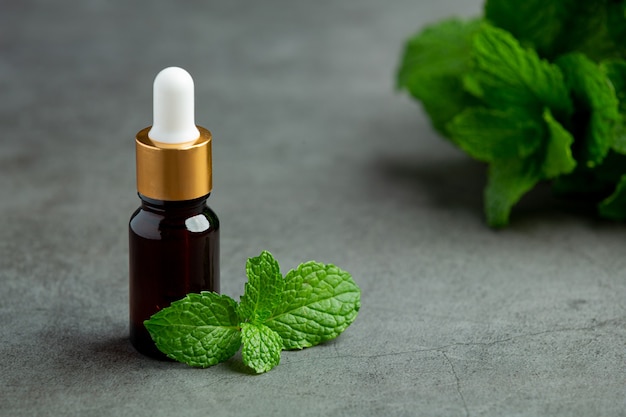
top-left (1, 1), bottom-right (625, 416)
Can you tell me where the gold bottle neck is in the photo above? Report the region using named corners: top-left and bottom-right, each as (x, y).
top-left (135, 126), bottom-right (212, 201)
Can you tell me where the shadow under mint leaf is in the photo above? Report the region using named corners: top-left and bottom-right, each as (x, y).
top-left (222, 351), bottom-right (258, 375)
top-left (373, 152), bottom-right (607, 229)
top-left (373, 153), bottom-right (486, 216)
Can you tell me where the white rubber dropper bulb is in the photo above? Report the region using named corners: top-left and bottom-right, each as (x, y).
top-left (148, 67), bottom-right (200, 145)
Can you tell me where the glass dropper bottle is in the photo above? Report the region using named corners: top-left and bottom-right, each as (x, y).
top-left (129, 67), bottom-right (220, 359)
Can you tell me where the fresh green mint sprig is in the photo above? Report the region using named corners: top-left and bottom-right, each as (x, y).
top-left (397, 0), bottom-right (626, 227)
top-left (144, 251), bottom-right (361, 373)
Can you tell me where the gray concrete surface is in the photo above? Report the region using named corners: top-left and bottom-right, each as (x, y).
top-left (1, 1), bottom-right (625, 416)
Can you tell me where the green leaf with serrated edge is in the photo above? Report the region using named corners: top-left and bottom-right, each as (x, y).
top-left (556, 53), bottom-right (621, 167)
top-left (241, 323), bottom-right (282, 373)
top-left (397, 18), bottom-right (482, 135)
top-left (602, 59), bottom-right (626, 154)
top-left (599, 174), bottom-right (626, 220)
top-left (144, 292), bottom-right (241, 368)
top-left (464, 24), bottom-right (572, 119)
top-left (484, 158), bottom-right (541, 228)
top-left (265, 262), bottom-right (360, 350)
top-left (237, 251), bottom-right (284, 323)
top-left (447, 107), bottom-right (544, 163)
top-left (542, 108), bottom-right (576, 178)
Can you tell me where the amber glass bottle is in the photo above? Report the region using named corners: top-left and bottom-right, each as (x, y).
top-left (129, 194), bottom-right (219, 358)
top-left (129, 67), bottom-right (219, 359)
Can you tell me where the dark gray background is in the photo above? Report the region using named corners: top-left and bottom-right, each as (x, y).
top-left (1, 1), bottom-right (625, 416)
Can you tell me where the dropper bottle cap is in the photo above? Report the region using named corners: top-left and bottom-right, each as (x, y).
top-left (135, 67), bottom-right (213, 201)
top-left (148, 67), bottom-right (200, 147)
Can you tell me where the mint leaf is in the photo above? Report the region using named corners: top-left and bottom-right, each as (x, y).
top-left (145, 253), bottom-right (361, 372)
top-left (458, 107), bottom-right (575, 227)
top-left (397, 18), bottom-right (481, 135)
top-left (464, 24), bottom-right (572, 119)
top-left (266, 262), bottom-right (361, 350)
top-left (603, 59), bottom-right (626, 113)
top-left (447, 108), bottom-right (544, 162)
top-left (485, 1), bottom-right (619, 61)
top-left (241, 323), bottom-right (283, 373)
top-left (144, 292), bottom-right (241, 367)
top-left (556, 53), bottom-right (621, 167)
top-left (604, 1), bottom-right (626, 60)
top-left (593, 152), bottom-right (626, 184)
top-left (542, 108), bottom-right (576, 178)
top-left (238, 251), bottom-right (284, 323)
top-left (602, 59), bottom-right (626, 154)
top-left (599, 174), bottom-right (626, 220)
top-left (397, 0), bottom-right (626, 226)
top-left (570, 3), bottom-right (621, 62)
top-left (484, 0), bottom-right (568, 58)
top-left (484, 158), bottom-right (541, 228)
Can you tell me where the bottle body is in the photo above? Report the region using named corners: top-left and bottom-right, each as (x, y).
top-left (129, 194), bottom-right (219, 359)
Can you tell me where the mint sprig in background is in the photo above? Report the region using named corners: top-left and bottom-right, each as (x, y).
top-left (144, 251), bottom-right (361, 373)
top-left (397, 0), bottom-right (626, 227)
